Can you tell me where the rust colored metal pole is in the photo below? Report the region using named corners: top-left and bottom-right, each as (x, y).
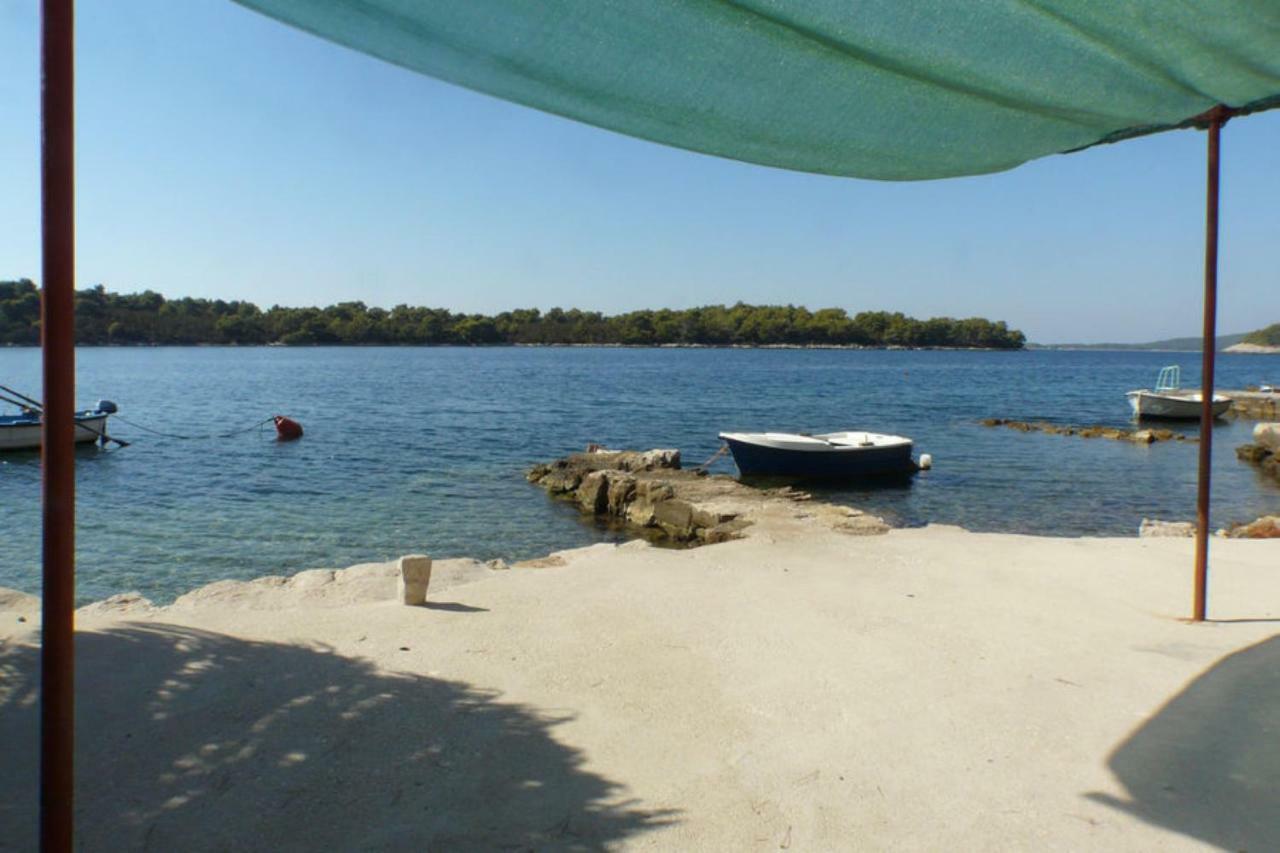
top-left (40, 0), bottom-right (76, 850)
top-left (1192, 111), bottom-right (1225, 623)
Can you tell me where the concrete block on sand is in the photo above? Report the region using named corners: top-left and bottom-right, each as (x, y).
top-left (397, 554), bottom-right (433, 606)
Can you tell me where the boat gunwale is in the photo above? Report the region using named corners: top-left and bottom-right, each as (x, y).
top-left (718, 431), bottom-right (914, 453)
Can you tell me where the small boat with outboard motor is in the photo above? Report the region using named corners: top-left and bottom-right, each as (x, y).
top-left (717, 430), bottom-right (923, 480)
top-left (1126, 365), bottom-right (1231, 420)
top-left (0, 399), bottom-right (119, 451)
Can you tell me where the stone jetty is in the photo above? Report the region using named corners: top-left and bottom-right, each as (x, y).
top-left (980, 418), bottom-right (1193, 443)
top-left (1225, 390), bottom-right (1280, 420)
top-left (527, 446), bottom-right (890, 544)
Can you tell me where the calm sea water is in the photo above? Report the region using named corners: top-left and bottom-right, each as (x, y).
top-left (1, 346), bottom-right (1277, 604)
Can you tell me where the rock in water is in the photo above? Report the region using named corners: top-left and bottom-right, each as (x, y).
top-left (581, 447), bottom-right (681, 472)
top-left (1226, 516), bottom-right (1280, 539)
top-left (576, 470), bottom-right (610, 513)
top-left (1236, 444), bottom-right (1271, 464)
top-left (398, 554), bottom-right (433, 606)
top-left (1254, 422), bottom-right (1280, 451)
top-left (1235, 438), bottom-right (1280, 483)
top-left (981, 419), bottom-right (1192, 443)
top-left (528, 447), bottom-right (894, 546)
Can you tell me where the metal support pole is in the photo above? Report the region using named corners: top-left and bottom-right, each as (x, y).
top-left (40, 0), bottom-right (75, 850)
top-left (1193, 109), bottom-right (1227, 623)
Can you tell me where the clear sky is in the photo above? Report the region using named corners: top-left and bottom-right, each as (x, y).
top-left (1, 0), bottom-right (1277, 343)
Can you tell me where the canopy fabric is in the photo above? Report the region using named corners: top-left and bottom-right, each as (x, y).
top-left (233, 0), bottom-right (1280, 180)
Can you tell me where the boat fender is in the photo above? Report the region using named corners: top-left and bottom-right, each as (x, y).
top-left (273, 415), bottom-right (304, 441)
top-left (95, 399), bottom-right (118, 414)
top-left (918, 453), bottom-right (933, 470)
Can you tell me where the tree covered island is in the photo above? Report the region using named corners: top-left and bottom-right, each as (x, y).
top-left (1, 279), bottom-right (1026, 349)
top-left (1241, 323), bottom-right (1280, 347)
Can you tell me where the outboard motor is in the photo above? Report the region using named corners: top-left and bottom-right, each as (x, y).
top-left (96, 399), bottom-right (119, 414)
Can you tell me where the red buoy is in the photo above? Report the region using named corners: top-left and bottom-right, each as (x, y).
top-left (273, 415), bottom-right (304, 441)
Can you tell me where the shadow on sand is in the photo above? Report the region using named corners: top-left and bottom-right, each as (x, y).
top-left (0, 624), bottom-right (676, 851)
top-left (1087, 635), bottom-right (1280, 850)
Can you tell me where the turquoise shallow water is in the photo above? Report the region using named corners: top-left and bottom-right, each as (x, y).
top-left (1, 346), bottom-right (1277, 604)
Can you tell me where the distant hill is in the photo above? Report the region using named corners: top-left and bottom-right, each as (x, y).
top-left (1031, 332), bottom-right (1250, 352)
top-left (1241, 323), bottom-right (1280, 347)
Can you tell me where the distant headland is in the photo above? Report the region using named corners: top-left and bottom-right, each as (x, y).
top-left (1031, 322), bottom-right (1280, 354)
top-left (0, 279), bottom-right (1026, 349)
top-left (1227, 324), bottom-right (1280, 354)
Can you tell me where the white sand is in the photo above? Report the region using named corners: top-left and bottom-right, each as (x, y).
top-left (2, 524), bottom-right (1277, 850)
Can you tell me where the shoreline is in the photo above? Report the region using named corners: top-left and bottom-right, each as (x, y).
top-left (3, 455), bottom-right (1275, 609)
top-left (2, 523), bottom-right (1274, 620)
top-left (1, 341), bottom-right (1027, 351)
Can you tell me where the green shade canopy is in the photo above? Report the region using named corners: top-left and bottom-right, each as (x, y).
top-left (233, 0), bottom-right (1280, 180)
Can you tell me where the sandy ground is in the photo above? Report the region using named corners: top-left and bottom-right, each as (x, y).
top-left (2, 525), bottom-right (1277, 851)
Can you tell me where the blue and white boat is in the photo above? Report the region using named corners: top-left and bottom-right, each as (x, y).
top-left (0, 404), bottom-right (116, 452)
top-left (718, 430), bottom-right (916, 480)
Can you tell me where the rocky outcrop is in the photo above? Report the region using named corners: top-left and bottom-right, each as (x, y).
top-left (528, 449), bottom-right (751, 544)
top-left (981, 419), bottom-right (1193, 443)
top-left (1138, 514), bottom-right (1280, 539)
top-left (1235, 438), bottom-right (1280, 483)
top-left (76, 592), bottom-right (157, 617)
top-left (1, 587), bottom-right (41, 635)
top-left (528, 448), bottom-right (682, 498)
top-left (529, 447), bottom-right (890, 545)
top-left (1224, 516), bottom-right (1280, 539)
top-left (1254, 422), bottom-right (1280, 451)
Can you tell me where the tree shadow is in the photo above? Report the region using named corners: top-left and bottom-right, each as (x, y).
top-left (1086, 635), bottom-right (1280, 850)
top-left (0, 624), bottom-right (677, 851)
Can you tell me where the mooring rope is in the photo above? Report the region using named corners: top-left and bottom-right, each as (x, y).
top-left (693, 443), bottom-right (730, 471)
top-left (112, 415), bottom-right (275, 441)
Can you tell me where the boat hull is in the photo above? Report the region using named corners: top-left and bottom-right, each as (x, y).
top-left (1127, 391), bottom-right (1231, 420)
top-left (720, 432), bottom-right (915, 480)
top-left (0, 414), bottom-right (110, 452)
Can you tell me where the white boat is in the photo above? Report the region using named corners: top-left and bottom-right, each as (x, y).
top-left (718, 430), bottom-right (916, 479)
top-left (1126, 366), bottom-right (1231, 420)
top-left (0, 406), bottom-right (115, 452)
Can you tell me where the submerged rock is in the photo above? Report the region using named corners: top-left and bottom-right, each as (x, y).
top-left (983, 419), bottom-right (1192, 443)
